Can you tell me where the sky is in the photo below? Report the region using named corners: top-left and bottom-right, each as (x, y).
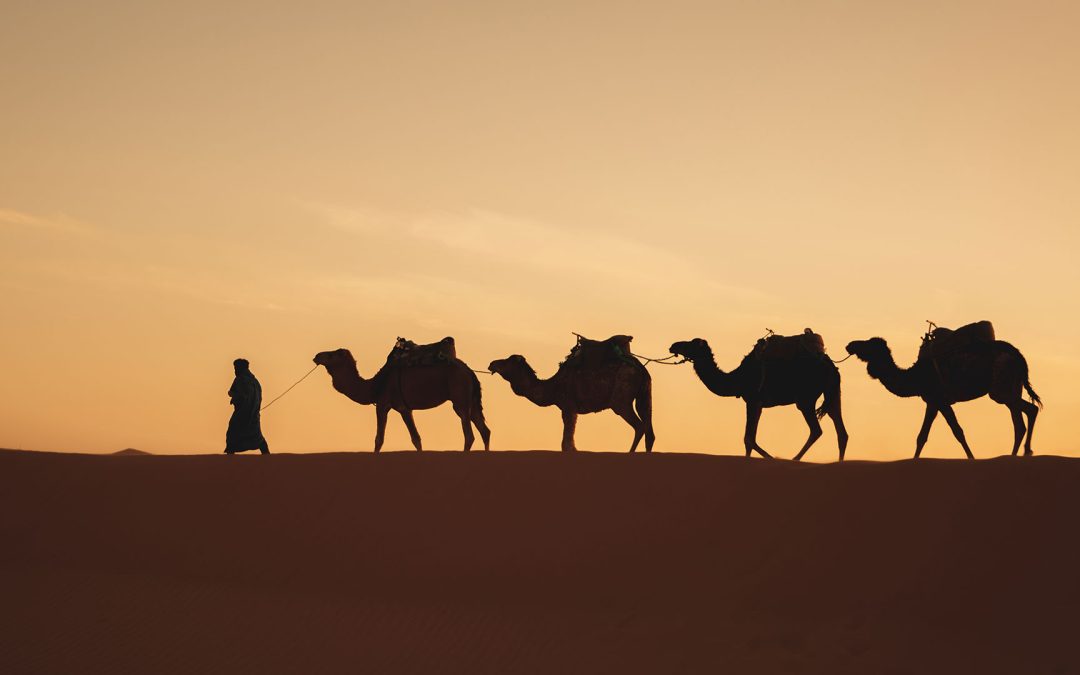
top-left (1, 0), bottom-right (1078, 459)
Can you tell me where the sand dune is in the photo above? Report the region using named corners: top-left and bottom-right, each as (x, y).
top-left (1, 449), bottom-right (1076, 674)
top-left (112, 448), bottom-right (151, 456)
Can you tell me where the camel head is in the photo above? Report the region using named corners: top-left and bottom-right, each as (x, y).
top-left (844, 338), bottom-right (891, 364)
top-left (488, 355), bottom-right (535, 382)
top-left (313, 348), bottom-right (357, 374)
top-left (669, 338), bottom-right (711, 362)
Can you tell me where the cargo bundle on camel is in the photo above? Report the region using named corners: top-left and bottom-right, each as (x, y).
top-left (313, 337), bottom-right (491, 452)
top-left (751, 328), bottom-right (828, 361)
top-left (918, 320), bottom-right (996, 361)
top-left (488, 334), bottom-right (654, 453)
top-left (385, 336), bottom-right (457, 367)
top-left (846, 321), bottom-right (1041, 458)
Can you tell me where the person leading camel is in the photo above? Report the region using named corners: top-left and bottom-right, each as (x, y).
top-left (225, 358), bottom-right (269, 455)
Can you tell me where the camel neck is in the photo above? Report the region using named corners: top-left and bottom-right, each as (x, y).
top-left (867, 350), bottom-right (923, 398)
top-left (691, 350), bottom-right (742, 398)
top-left (329, 366), bottom-right (377, 405)
top-left (510, 368), bottom-right (558, 407)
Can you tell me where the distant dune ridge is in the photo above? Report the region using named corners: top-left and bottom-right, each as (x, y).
top-left (1, 449), bottom-right (1076, 674)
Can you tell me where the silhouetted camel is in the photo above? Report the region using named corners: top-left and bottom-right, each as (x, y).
top-left (488, 343), bottom-right (654, 452)
top-left (845, 336), bottom-right (1041, 458)
top-left (313, 348), bottom-right (491, 452)
top-left (669, 336), bottom-right (848, 460)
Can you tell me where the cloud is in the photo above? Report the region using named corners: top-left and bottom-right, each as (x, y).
top-left (304, 202), bottom-right (403, 236)
top-left (309, 272), bottom-right (555, 343)
top-left (136, 265), bottom-right (293, 312)
top-left (27, 259), bottom-right (292, 312)
top-left (0, 208), bottom-right (95, 235)
top-left (306, 203), bottom-right (772, 304)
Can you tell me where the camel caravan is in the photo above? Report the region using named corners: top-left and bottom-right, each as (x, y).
top-left (311, 320), bottom-right (1041, 460)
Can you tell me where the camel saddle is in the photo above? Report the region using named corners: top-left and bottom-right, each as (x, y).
top-left (918, 321), bottom-right (995, 362)
top-left (752, 328), bottom-right (827, 361)
top-left (386, 336), bottom-right (457, 367)
top-left (561, 334), bottom-right (636, 370)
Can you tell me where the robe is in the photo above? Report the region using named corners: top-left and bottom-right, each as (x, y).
top-left (226, 370), bottom-right (267, 453)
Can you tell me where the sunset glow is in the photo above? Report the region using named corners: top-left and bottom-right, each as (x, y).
top-left (2, 1), bottom-right (1077, 459)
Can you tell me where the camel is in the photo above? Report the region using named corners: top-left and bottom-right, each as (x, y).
top-left (487, 340), bottom-right (654, 452)
top-left (313, 348), bottom-right (491, 452)
top-left (669, 335), bottom-right (848, 460)
top-left (845, 334), bottom-right (1041, 458)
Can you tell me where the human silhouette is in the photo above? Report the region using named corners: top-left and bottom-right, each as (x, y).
top-left (225, 358), bottom-right (269, 455)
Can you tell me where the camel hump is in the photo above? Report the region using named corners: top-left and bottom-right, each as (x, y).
top-left (752, 328), bottom-right (827, 361)
top-left (919, 321), bottom-right (995, 361)
top-left (561, 334), bottom-right (636, 370)
top-left (387, 336), bottom-right (457, 367)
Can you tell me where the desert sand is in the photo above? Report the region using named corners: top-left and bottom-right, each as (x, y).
top-left (1, 448), bottom-right (1076, 674)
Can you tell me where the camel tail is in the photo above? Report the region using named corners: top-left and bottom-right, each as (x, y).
top-left (1025, 380), bottom-right (1043, 409)
top-left (816, 369), bottom-right (841, 419)
top-left (815, 399), bottom-right (833, 419)
top-left (1000, 341), bottom-right (1043, 409)
top-left (635, 374), bottom-right (656, 447)
top-left (469, 368), bottom-right (484, 412)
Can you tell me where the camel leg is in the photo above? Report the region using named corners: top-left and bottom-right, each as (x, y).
top-left (742, 405), bottom-right (756, 457)
top-left (614, 403), bottom-right (645, 453)
top-left (914, 404), bottom-right (938, 458)
top-left (827, 401), bottom-right (849, 462)
top-left (452, 402), bottom-right (475, 452)
top-left (374, 405), bottom-right (389, 453)
top-left (471, 408), bottom-right (491, 451)
top-left (938, 404), bottom-right (975, 459)
top-left (1006, 404), bottom-right (1025, 457)
top-left (792, 403), bottom-right (823, 462)
top-left (561, 409), bottom-right (578, 452)
top-left (1021, 400), bottom-right (1038, 456)
top-left (634, 389), bottom-right (655, 453)
top-left (743, 403), bottom-right (771, 459)
top-left (400, 410), bottom-right (423, 451)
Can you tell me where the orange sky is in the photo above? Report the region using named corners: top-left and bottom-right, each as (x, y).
top-left (2, 1), bottom-right (1078, 459)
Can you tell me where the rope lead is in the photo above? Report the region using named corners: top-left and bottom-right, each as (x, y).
top-left (261, 365), bottom-right (319, 412)
top-left (632, 352), bottom-right (688, 367)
